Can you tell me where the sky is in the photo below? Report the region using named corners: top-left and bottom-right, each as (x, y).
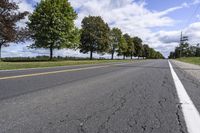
top-left (2, 0), bottom-right (200, 58)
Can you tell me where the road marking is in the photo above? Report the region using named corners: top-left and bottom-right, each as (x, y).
top-left (0, 62), bottom-right (133, 80)
top-left (168, 60), bottom-right (200, 133)
top-left (0, 65), bottom-right (109, 80)
top-left (0, 62), bottom-right (127, 72)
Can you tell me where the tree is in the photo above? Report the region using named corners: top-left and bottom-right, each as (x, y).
top-left (143, 44), bottom-right (150, 59)
top-left (80, 16), bottom-right (110, 60)
top-left (0, 0), bottom-right (29, 60)
top-left (147, 47), bottom-right (164, 59)
top-left (169, 52), bottom-right (175, 59)
top-left (133, 37), bottom-right (143, 59)
top-left (117, 36), bottom-right (128, 59)
top-left (123, 34), bottom-right (135, 59)
top-left (196, 44), bottom-right (200, 57)
top-left (168, 42), bottom-right (200, 58)
top-left (155, 51), bottom-right (164, 59)
top-left (109, 28), bottom-right (122, 60)
top-left (28, 0), bottom-right (78, 60)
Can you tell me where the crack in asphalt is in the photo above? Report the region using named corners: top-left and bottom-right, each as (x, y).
top-left (176, 104), bottom-right (186, 133)
top-left (75, 85), bottom-right (131, 133)
top-left (51, 65), bottom-right (188, 133)
top-left (97, 94), bottom-right (127, 133)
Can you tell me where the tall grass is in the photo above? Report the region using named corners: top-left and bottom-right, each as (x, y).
top-left (177, 57), bottom-right (200, 65)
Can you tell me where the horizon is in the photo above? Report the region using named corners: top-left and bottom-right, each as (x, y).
top-left (2, 0), bottom-right (200, 58)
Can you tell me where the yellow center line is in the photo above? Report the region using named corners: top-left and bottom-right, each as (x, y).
top-left (0, 65), bottom-right (110, 80)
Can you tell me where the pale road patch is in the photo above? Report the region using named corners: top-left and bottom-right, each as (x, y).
top-left (168, 60), bottom-right (200, 133)
top-left (172, 60), bottom-right (200, 81)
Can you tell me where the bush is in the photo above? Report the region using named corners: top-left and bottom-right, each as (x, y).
top-left (1, 56), bottom-right (113, 62)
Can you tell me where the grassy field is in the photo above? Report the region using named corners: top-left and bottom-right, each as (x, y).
top-left (177, 57), bottom-right (200, 65)
top-left (0, 60), bottom-right (132, 70)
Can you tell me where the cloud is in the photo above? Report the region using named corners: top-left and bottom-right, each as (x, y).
top-left (184, 22), bottom-right (200, 44)
top-left (14, 0), bottom-right (34, 13)
top-left (157, 22), bottom-right (200, 45)
top-left (73, 0), bottom-right (177, 30)
top-left (68, 0), bottom-right (187, 58)
top-left (69, 0), bottom-right (193, 58)
top-left (192, 0), bottom-right (200, 5)
top-left (151, 21), bottom-right (200, 57)
top-left (2, 42), bottom-right (121, 59)
top-left (13, 0), bottom-right (33, 28)
top-left (157, 31), bottom-right (180, 44)
top-left (3, 0), bottom-right (198, 58)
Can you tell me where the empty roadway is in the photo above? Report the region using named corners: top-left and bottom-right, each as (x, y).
top-left (0, 60), bottom-right (199, 133)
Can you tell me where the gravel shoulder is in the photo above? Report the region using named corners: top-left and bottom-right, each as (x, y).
top-left (171, 60), bottom-right (200, 81)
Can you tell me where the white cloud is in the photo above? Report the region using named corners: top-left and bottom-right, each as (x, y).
top-left (14, 0), bottom-right (34, 13)
top-left (192, 0), bottom-right (200, 5)
top-left (71, 0), bottom-right (195, 51)
top-left (73, 0), bottom-right (177, 30)
top-left (68, 0), bottom-right (191, 57)
top-left (3, 0), bottom-right (199, 58)
top-left (157, 22), bottom-right (200, 45)
top-left (151, 21), bottom-right (200, 57)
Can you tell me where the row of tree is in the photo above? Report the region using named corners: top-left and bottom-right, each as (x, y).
top-left (169, 42), bottom-right (200, 59)
top-left (79, 16), bottom-right (164, 60)
top-left (0, 0), bottom-right (164, 60)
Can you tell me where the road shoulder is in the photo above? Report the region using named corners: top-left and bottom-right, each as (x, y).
top-left (171, 60), bottom-right (200, 81)
top-left (171, 60), bottom-right (200, 114)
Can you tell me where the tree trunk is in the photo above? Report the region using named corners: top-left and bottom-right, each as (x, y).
top-left (131, 53), bottom-right (133, 60)
top-left (90, 50), bottom-right (93, 60)
top-left (0, 45), bottom-right (2, 61)
top-left (111, 52), bottom-right (114, 60)
top-left (123, 55), bottom-right (125, 60)
top-left (50, 46), bottom-right (53, 60)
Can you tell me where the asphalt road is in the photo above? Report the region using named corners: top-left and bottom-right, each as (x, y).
top-left (1, 59), bottom-right (199, 133)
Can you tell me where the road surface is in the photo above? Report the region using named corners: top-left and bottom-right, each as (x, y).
top-left (0, 60), bottom-right (200, 133)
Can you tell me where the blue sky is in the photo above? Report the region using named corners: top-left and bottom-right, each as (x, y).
top-left (3, 0), bottom-right (200, 58)
top-left (147, 0), bottom-right (199, 29)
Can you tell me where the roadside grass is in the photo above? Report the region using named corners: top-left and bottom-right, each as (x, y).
top-left (176, 57), bottom-right (200, 65)
top-left (0, 59), bottom-right (132, 70)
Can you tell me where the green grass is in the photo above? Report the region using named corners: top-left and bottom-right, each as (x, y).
top-left (176, 57), bottom-right (200, 65)
top-left (0, 60), bottom-right (132, 70)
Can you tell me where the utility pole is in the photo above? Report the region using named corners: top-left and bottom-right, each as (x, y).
top-left (179, 32), bottom-right (183, 58)
top-left (180, 32), bottom-right (183, 44)
top-left (179, 31), bottom-right (189, 58)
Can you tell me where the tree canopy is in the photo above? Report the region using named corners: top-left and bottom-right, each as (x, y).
top-left (133, 37), bottom-right (143, 58)
top-left (0, 0), bottom-right (28, 59)
top-left (123, 34), bottom-right (135, 59)
top-left (0, 1), bottom-right (164, 60)
top-left (169, 42), bottom-right (200, 59)
top-left (109, 28), bottom-right (123, 60)
top-left (117, 36), bottom-right (128, 59)
top-left (80, 16), bottom-right (110, 60)
top-left (28, 0), bottom-right (78, 60)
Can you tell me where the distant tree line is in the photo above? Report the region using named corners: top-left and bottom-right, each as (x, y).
top-left (169, 42), bottom-right (200, 59)
top-left (0, 0), bottom-right (164, 60)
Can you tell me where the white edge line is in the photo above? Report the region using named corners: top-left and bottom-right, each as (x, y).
top-left (168, 60), bottom-right (200, 133)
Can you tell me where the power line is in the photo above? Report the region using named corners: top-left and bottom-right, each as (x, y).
top-left (184, 3), bottom-right (200, 30)
top-left (180, 3), bottom-right (200, 45)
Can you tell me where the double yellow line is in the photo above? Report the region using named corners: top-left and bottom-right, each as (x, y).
top-left (0, 65), bottom-right (110, 80)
